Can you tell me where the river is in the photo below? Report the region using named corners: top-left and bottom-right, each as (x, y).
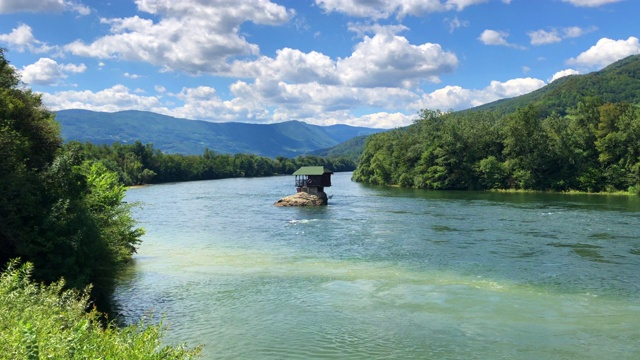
top-left (115, 172), bottom-right (640, 359)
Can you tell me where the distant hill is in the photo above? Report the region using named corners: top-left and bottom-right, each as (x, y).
top-left (309, 135), bottom-right (370, 163)
top-left (473, 54), bottom-right (640, 116)
top-left (55, 109), bottom-right (384, 158)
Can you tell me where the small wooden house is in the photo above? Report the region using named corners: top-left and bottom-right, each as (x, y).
top-left (293, 166), bottom-right (333, 198)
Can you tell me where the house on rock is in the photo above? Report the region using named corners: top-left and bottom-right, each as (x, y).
top-left (275, 166), bottom-right (333, 206)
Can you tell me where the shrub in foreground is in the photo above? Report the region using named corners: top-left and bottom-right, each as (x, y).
top-left (0, 260), bottom-right (201, 359)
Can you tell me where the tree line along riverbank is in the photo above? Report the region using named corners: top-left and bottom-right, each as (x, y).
top-left (353, 102), bottom-right (640, 194)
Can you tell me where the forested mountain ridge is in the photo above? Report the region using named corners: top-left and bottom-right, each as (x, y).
top-left (473, 54), bottom-right (640, 116)
top-left (55, 109), bottom-right (384, 158)
top-left (353, 54), bottom-right (640, 193)
top-left (309, 135), bottom-right (370, 163)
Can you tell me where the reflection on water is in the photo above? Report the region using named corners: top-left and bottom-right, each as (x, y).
top-left (116, 173), bottom-right (640, 359)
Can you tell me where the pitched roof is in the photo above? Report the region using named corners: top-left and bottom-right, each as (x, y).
top-left (292, 166), bottom-right (333, 176)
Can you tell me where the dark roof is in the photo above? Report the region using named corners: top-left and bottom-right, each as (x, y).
top-left (292, 166), bottom-right (333, 176)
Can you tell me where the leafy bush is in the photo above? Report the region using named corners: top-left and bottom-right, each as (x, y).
top-left (0, 260), bottom-right (201, 359)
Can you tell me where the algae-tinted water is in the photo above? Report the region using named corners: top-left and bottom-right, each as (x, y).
top-left (116, 172), bottom-right (640, 359)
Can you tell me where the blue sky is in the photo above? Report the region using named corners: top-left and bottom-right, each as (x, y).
top-left (1, 0), bottom-right (638, 128)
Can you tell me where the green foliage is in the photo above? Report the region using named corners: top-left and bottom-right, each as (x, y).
top-left (355, 55), bottom-right (640, 193)
top-left (0, 49), bottom-right (144, 309)
top-left (0, 260), bottom-right (201, 359)
top-left (71, 141), bottom-right (356, 186)
top-left (354, 101), bottom-right (640, 193)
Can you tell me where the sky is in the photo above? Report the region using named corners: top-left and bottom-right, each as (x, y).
top-left (1, 0), bottom-right (639, 129)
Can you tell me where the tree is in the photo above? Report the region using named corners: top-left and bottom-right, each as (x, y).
top-left (0, 49), bottom-right (144, 308)
top-left (501, 105), bottom-right (551, 189)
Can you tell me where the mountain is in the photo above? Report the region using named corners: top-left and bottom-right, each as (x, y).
top-left (55, 109), bottom-right (384, 158)
top-left (309, 135), bottom-right (370, 163)
top-left (472, 54), bottom-right (640, 116)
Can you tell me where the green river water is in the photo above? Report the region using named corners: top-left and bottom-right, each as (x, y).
top-left (116, 172), bottom-right (640, 359)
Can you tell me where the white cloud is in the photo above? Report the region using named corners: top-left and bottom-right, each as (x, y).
top-left (42, 84), bottom-right (166, 112)
top-left (64, 0), bottom-right (293, 74)
top-left (169, 86), bottom-right (271, 122)
top-left (528, 29), bottom-right (561, 45)
top-left (549, 69), bottom-right (580, 82)
top-left (528, 26), bottom-right (596, 45)
top-left (355, 112), bottom-right (414, 128)
top-left (232, 26), bottom-right (457, 89)
top-left (314, 0), bottom-right (489, 20)
top-left (0, 24), bottom-right (54, 53)
top-left (61, 63), bottom-right (86, 73)
top-left (567, 37), bottom-right (640, 69)
top-left (39, 73), bottom-right (549, 129)
top-left (446, 16), bottom-right (469, 33)
top-left (563, 26), bottom-right (589, 38)
top-left (337, 31), bottom-right (458, 88)
top-left (478, 29), bottom-right (521, 48)
top-left (415, 77), bottom-right (546, 111)
top-left (0, 0), bottom-right (89, 15)
top-left (20, 58), bottom-right (86, 85)
top-left (231, 48), bottom-right (340, 85)
top-left (231, 79), bottom-right (418, 115)
top-left (561, 0), bottom-right (622, 7)
top-left (446, 0), bottom-right (490, 11)
top-left (347, 22), bottom-right (408, 38)
top-left (124, 72), bottom-right (142, 79)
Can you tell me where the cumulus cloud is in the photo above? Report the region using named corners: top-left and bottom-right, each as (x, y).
top-left (478, 29), bottom-right (522, 48)
top-left (41, 84), bottom-right (166, 112)
top-left (314, 0), bottom-right (489, 20)
top-left (20, 58), bottom-right (86, 85)
top-left (549, 69), bottom-right (580, 82)
top-left (64, 0), bottom-right (293, 74)
top-left (232, 26), bottom-right (458, 89)
top-left (231, 48), bottom-right (340, 85)
top-left (169, 86), bottom-right (271, 122)
top-left (337, 31), bottom-right (458, 88)
top-left (0, 24), bottom-right (54, 53)
top-left (0, 0), bottom-right (89, 15)
top-left (231, 79), bottom-right (418, 115)
top-left (415, 77), bottom-right (546, 111)
top-left (567, 37), bottom-right (640, 69)
top-left (561, 0), bottom-right (622, 7)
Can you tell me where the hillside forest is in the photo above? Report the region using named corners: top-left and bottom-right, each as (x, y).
top-left (353, 101), bottom-right (640, 193)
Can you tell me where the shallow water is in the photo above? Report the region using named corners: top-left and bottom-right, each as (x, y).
top-left (115, 173), bottom-right (640, 359)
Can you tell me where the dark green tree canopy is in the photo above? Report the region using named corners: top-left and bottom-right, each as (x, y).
top-left (0, 49), bottom-right (143, 309)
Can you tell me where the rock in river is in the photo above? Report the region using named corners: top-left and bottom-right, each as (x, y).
top-left (274, 192), bottom-right (327, 206)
